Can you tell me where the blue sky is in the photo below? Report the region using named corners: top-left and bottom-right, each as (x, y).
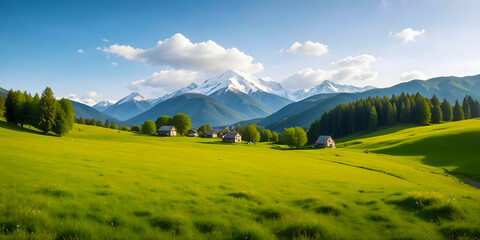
top-left (1, 0), bottom-right (480, 104)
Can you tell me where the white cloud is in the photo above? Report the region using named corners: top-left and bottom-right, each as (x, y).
top-left (112, 62), bottom-right (118, 67)
top-left (101, 33), bottom-right (263, 74)
top-left (77, 49), bottom-right (85, 53)
top-left (65, 91), bottom-right (103, 106)
top-left (102, 38), bottom-right (109, 42)
top-left (286, 41), bottom-right (328, 56)
top-left (282, 54), bottom-right (378, 90)
top-left (96, 46), bottom-right (102, 50)
top-left (128, 69), bottom-right (199, 91)
top-left (400, 71), bottom-right (428, 82)
top-left (395, 28), bottom-right (425, 43)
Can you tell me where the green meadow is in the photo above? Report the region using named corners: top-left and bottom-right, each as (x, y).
top-left (1, 118), bottom-right (480, 239)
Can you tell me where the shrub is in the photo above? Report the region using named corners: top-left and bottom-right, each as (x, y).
top-left (131, 125), bottom-right (141, 132)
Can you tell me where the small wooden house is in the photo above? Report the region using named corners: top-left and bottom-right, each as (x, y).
top-left (223, 131), bottom-right (241, 143)
top-left (157, 126), bottom-right (177, 137)
top-left (205, 130), bottom-right (217, 138)
top-left (187, 129), bottom-right (198, 137)
top-left (314, 135), bottom-right (335, 148)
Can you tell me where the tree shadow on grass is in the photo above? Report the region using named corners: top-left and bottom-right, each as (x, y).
top-left (0, 120), bottom-right (48, 136)
top-left (374, 131), bottom-right (480, 179)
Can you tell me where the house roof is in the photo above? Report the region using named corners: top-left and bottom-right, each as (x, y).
top-left (158, 126), bottom-right (175, 131)
top-left (223, 131), bottom-right (240, 139)
top-left (205, 130), bottom-right (217, 135)
top-left (315, 135), bottom-right (333, 144)
top-left (188, 129), bottom-right (198, 133)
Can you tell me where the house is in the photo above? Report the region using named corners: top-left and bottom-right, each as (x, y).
top-left (313, 135), bottom-right (335, 148)
top-left (223, 131), bottom-right (241, 143)
top-left (157, 126), bottom-right (177, 137)
top-left (204, 130), bottom-right (217, 138)
top-left (187, 129), bottom-right (198, 137)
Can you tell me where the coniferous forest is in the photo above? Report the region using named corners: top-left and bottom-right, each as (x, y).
top-left (307, 92), bottom-right (480, 143)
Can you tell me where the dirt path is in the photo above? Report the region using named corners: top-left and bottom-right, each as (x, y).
top-left (449, 172), bottom-right (480, 189)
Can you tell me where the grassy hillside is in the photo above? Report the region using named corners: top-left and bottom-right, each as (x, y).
top-left (0, 119), bottom-right (479, 239)
top-left (340, 118), bottom-right (480, 179)
top-left (265, 74), bottom-right (480, 131)
top-left (128, 93), bottom-right (249, 127)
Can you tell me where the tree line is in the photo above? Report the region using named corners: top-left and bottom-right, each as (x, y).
top-left (1, 87), bottom-right (75, 136)
top-left (307, 92), bottom-right (480, 142)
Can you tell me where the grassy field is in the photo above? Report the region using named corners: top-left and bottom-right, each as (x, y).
top-left (0, 119), bottom-right (479, 239)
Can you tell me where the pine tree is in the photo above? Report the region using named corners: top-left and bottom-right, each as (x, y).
top-left (473, 100), bottom-right (480, 119)
top-left (79, 117), bottom-right (86, 124)
top-left (368, 106), bottom-right (378, 129)
top-left (431, 105), bottom-right (442, 124)
top-left (441, 98), bottom-right (453, 122)
top-left (430, 95), bottom-right (440, 107)
top-left (414, 95), bottom-right (431, 125)
top-left (463, 97), bottom-right (471, 119)
top-left (52, 105), bottom-right (70, 136)
top-left (453, 100), bottom-right (465, 121)
top-left (399, 102), bottom-right (409, 122)
top-left (58, 98), bottom-right (74, 130)
top-left (38, 87), bottom-right (57, 134)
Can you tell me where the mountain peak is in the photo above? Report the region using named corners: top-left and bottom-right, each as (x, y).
top-left (117, 92), bottom-right (147, 105)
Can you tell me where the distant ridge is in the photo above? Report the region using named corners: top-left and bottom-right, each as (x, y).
top-left (70, 101), bottom-right (126, 125)
top-left (128, 93), bottom-right (249, 127)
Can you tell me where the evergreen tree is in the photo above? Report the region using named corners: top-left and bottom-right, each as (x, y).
top-left (58, 98), bottom-right (74, 130)
top-left (91, 118), bottom-right (97, 126)
top-left (79, 117), bottom-right (86, 125)
top-left (430, 95), bottom-right (440, 107)
top-left (473, 100), bottom-right (480, 119)
top-left (441, 99), bottom-right (453, 122)
top-left (31, 93), bottom-right (41, 127)
top-left (4, 90), bottom-right (15, 123)
top-left (38, 87), bottom-right (57, 134)
top-left (155, 115), bottom-right (172, 129)
top-left (431, 105), bottom-right (443, 124)
top-left (368, 106), bottom-right (378, 129)
top-left (453, 100), bottom-right (465, 121)
top-left (462, 97), bottom-right (471, 119)
top-left (52, 105), bottom-right (70, 136)
top-left (13, 91), bottom-right (27, 127)
top-left (414, 94), bottom-right (431, 125)
top-left (399, 102), bottom-right (409, 123)
top-left (171, 113), bottom-right (191, 135)
top-left (0, 95), bottom-right (5, 117)
top-left (243, 123), bottom-right (260, 143)
top-left (142, 120), bottom-right (156, 135)
top-left (469, 96), bottom-right (479, 118)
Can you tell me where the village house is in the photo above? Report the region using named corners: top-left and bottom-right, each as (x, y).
top-left (157, 126), bottom-right (177, 137)
top-left (313, 135), bottom-right (335, 148)
top-left (223, 131), bottom-right (242, 143)
top-left (204, 130), bottom-right (217, 138)
top-left (187, 129), bottom-right (198, 137)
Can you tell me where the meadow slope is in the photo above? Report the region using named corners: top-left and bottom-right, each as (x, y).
top-left (0, 119), bottom-right (479, 239)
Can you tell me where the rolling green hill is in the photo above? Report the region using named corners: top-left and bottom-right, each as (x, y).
top-left (0, 118), bottom-right (479, 239)
top-left (265, 74), bottom-right (480, 132)
top-left (128, 93), bottom-right (249, 127)
top-left (340, 118), bottom-right (480, 179)
top-left (0, 87), bottom-right (8, 99)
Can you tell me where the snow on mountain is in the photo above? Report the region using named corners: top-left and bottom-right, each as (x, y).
top-left (116, 92), bottom-right (147, 105)
top-left (152, 83), bottom-right (199, 105)
top-left (191, 70), bottom-right (289, 97)
top-left (288, 80), bottom-right (375, 101)
top-left (92, 100), bottom-right (117, 112)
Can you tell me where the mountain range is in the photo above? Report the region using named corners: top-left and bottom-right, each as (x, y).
top-left (102, 92), bottom-right (152, 120)
top-left (261, 74), bottom-right (480, 132)
top-left (4, 71), bottom-right (478, 131)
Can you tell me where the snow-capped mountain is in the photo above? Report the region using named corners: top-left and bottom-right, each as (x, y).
top-left (92, 100), bottom-right (117, 112)
top-left (103, 92), bottom-right (152, 120)
top-left (152, 83), bottom-right (199, 105)
top-left (191, 70), bottom-right (290, 98)
top-left (289, 80), bottom-right (375, 101)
